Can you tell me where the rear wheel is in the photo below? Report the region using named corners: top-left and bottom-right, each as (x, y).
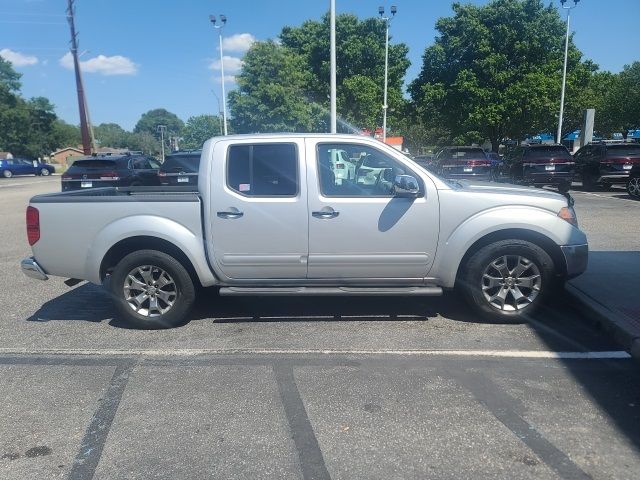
top-left (581, 173), bottom-right (596, 191)
top-left (628, 177), bottom-right (640, 198)
top-left (558, 181), bottom-right (571, 194)
top-left (458, 239), bottom-right (556, 323)
top-left (2, 170), bottom-right (12, 178)
top-left (39, 168), bottom-right (50, 176)
top-left (109, 249), bottom-right (196, 329)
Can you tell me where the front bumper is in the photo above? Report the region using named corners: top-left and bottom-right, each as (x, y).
top-left (21, 257), bottom-right (49, 281)
top-left (560, 244), bottom-right (588, 279)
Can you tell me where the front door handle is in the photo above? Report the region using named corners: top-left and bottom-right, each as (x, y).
top-left (217, 210), bottom-right (244, 219)
top-left (312, 210), bottom-right (339, 219)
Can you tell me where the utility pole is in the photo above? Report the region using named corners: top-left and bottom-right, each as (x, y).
top-left (330, 0), bottom-right (337, 133)
top-left (379, 5), bottom-right (397, 143)
top-left (157, 125), bottom-right (167, 162)
top-left (557, 0), bottom-right (580, 144)
top-left (210, 15), bottom-right (228, 135)
top-left (66, 0), bottom-right (94, 155)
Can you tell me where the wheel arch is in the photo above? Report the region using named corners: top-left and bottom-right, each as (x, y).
top-left (454, 229), bottom-right (567, 287)
top-left (100, 236), bottom-right (201, 288)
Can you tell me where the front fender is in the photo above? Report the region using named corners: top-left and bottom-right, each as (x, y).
top-left (432, 206), bottom-right (587, 288)
top-left (84, 215), bottom-right (216, 286)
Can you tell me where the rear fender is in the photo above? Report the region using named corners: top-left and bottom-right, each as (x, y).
top-left (85, 215), bottom-right (216, 286)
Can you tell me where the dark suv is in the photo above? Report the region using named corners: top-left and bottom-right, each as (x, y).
top-left (574, 142), bottom-right (640, 190)
top-left (61, 154), bottom-right (161, 191)
top-left (158, 150), bottom-right (201, 187)
top-left (434, 146), bottom-right (493, 181)
top-left (502, 144), bottom-right (574, 192)
top-left (626, 164), bottom-right (640, 199)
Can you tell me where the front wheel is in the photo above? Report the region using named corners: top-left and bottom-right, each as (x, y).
top-left (109, 249), bottom-right (196, 329)
top-left (628, 177), bottom-right (640, 198)
top-left (2, 170), bottom-right (12, 178)
top-left (40, 168), bottom-right (50, 176)
top-left (458, 239), bottom-right (556, 323)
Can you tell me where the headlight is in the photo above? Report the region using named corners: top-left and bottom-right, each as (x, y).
top-left (558, 206), bottom-right (578, 227)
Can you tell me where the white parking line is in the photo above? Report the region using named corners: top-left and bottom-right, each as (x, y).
top-left (0, 177), bottom-right (59, 188)
top-left (0, 348), bottom-right (630, 359)
top-left (573, 190), bottom-right (639, 204)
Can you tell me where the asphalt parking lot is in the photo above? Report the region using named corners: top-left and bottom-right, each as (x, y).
top-left (1, 176), bottom-right (639, 479)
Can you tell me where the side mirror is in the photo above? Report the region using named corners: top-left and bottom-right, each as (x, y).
top-left (393, 174), bottom-right (419, 197)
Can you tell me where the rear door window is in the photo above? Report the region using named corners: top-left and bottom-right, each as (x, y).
top-left (227, 143), bottom-right (298, 196)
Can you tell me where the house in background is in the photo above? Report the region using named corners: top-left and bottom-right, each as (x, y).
top-left (0, 152), bottom-right (14, 160)
top-left (50, 147), bottom-right (84, 165)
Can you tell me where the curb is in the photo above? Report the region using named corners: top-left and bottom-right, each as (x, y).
top-left (566, 283), bottom-right (640, 361)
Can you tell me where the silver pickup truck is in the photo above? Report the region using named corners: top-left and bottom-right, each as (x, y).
top-left (21, 134), bottom-right (588, 329)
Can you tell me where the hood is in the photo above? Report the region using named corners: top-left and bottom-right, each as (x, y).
top-left (441, 179), bottom-right (571, 208)
top-left (456, 179), bottom-right (563, 196)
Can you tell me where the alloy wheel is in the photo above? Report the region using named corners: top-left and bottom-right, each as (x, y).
top-left (628, 177), bottom-right (640, 198)
top-left (123, 265), bottom-right (177, 317)
top-left (481, 255), bottom-right (542, 312)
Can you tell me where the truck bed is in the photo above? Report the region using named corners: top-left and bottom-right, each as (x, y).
top-left (28, 186), bottom-right (207, 284)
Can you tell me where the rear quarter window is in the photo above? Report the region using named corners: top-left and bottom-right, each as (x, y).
top-left (227, 143), bottom-right (298, 196)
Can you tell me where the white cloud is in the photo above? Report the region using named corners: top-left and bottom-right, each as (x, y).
top-left (59, 52), bottom-right (137, 76)
top-left (0, 48), bottom-right (38, 67)
top-left (221, 33), bottom-right (255, 53)
top-left (209, 55), bottom-right (244, 74)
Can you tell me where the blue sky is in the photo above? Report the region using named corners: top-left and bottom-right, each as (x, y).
top-left (1, 0), bottom-right (638, 130)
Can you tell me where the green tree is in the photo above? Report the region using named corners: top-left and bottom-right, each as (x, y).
top-left (50, 120), bottom-right (81, 148)
top-left (181, 114), bottom-right (222, 149)
top-left (94, 123), bottom-right (131, 148)
top-left (409, 0), bottom-right (595, 150)
top-left (229, 40), bottom-right (325, 133)
top-left (280, 13), bottom-right (410, 132)
top-left (611, 62), bottom-right (640, 135)
top-left (229, 13), bottom-right (411, 134)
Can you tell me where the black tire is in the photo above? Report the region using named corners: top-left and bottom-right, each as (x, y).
top-left (458, 239), bottom-right (556, 323)
top-left (2, 170), bottom-right (12, 178)
top-left (40, 168), bottom-right (50, 176)
top-left (109, 249), bottom-right (196, 329)
top-left (627, 177), bottom-right (640, 198)
top-left (557, 181), bottom-right (570, 194)
top-left (581, 173), bottom-right (596, 191)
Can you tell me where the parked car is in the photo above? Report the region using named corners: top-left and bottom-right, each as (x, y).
top-left (61, 154), bottom-right (161, 191)
top-left (433, 147), bottom-right (493, 181)
top-left (574, 142), bottom-right (640, 191)
top-left (413, 154), bottom-right (436, 172)
top-left (158, 150), bottom-right (201, 187)
top-left (0, 158), bottom-right (55, 178)
top-left (22, 134), bottom-right (587, 329)
top-left (626, 164), bottom-right (640, 199)
top-left (502, 144), bottom-right (574, 192)
top-left (325, 147), bottom-right (357, 184)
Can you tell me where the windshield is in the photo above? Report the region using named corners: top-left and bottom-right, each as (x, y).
top-left (606, 145), bottom-right (640, 157)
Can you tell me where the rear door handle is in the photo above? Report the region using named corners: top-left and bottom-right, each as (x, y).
top-left (312, 210), bottom-right (339, 219)
top-left (217, 210), bottom-right (244, 219)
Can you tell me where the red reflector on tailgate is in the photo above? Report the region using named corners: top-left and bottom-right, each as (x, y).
top-left (26, 206), bottom-right (40, 246)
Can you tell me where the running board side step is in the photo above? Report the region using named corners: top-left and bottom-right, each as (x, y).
top-left (219, 286), bottom-right (443, 297)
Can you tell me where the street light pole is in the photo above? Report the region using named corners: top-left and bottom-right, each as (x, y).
top-left (211, 90), bottom-right (224, 136)
top-left (379, 5), bottom-right (396, 143)
top-left (157, 125), bottom-right (167, 162)
top-left (557, 0), bottom-right (580, 145)
top-left (210, 15), bottom-right (228, 136)
top-left (330, 0), bottom-right (337, 134)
